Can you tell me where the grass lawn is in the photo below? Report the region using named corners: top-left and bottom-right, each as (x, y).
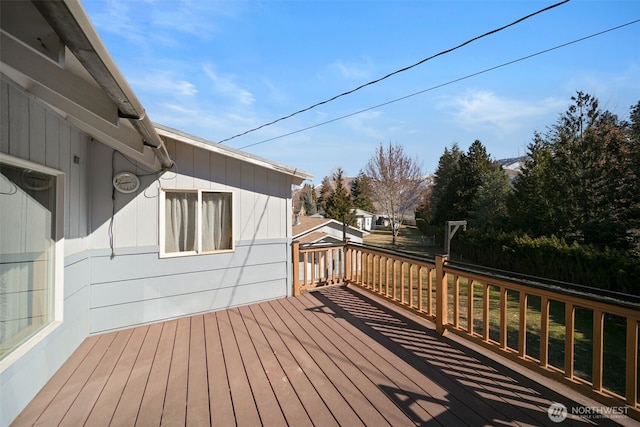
top-left (364, 225), bottom-right (440, 257)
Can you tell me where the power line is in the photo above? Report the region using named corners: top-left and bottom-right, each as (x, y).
top-left (217, 0), bottom-right (570, 145)
top-left (238, 19), bottom-right (640, 150)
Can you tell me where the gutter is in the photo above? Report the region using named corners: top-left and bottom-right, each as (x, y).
top-left (32, 0), bottom-right (174, 170)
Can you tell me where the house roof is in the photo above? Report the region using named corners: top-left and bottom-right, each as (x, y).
top-left (155, 125), bottom-right (313, 184)
top-left (296, 231), bottom-right (330, 245)
top-left (352, 208), bottom-right (375, 217)
top-left (292, 215), bottom-right (368, 240)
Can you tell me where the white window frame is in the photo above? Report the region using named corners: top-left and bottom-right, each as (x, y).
top-left (160, 188), bottom-right (234, 258)
top-left (0, 154), bottom-right (64, 373)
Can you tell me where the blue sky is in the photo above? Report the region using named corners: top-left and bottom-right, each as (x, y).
top-left (82, 0), bottom-right (640, 183)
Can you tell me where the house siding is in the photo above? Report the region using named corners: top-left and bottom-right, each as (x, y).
top-left (1, 76), bottom-right (92, 427)
top-left (1, 75), bottom-right (296, 425)
top-left (87, 240), bottom-right (288, 333)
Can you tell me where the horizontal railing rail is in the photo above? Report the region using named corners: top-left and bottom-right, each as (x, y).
top-left (292, 240), bottom-right (640, 419)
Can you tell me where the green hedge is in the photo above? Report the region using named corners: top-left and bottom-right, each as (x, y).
top-left (451, 230), bottom-right (640, 294)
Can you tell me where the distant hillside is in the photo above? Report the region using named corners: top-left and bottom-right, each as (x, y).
top-left (498, 156), bottom-right (528, 182)
top-left (498, 156), bottom-right (529, 170)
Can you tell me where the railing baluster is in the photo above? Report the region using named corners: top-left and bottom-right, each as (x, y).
top-left (416, 265), bottom-right (423, 313)
top-left (400, 261), bottom-right (405, 304)
top-left (427, 267), bottom-right (433, 317)
top-left (483, 283), bottom-right (490, 342)
top-left (500, 287), bottom-right (507, 350)
top-left (468, 279), bottom-right (474, 335)
top-left (376, 256), bottom-right (380, 295)
top-left (540, 296), bottom-right (550, 368)
top-left (592, 309), bottom-right (604, 392)
top-left (303, 252), bottom-right (308, 288)
top-left (565, 302), bottom-right (575, 380)
top-left (626, 317), bottom-right (638, 406)
top-left (519, 292), bottom-right (527, 357)
top-left (392, 259), bottom-right (397, 301)
top-left (408, 264), bottom-right (414, 308)
top-left (453, 275), bottom-right (460, 329)
top-left (292, 241), bottom-right (301, 296)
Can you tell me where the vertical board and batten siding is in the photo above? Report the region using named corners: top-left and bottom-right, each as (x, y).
top-left (86, 130), bottom-right (293, 334)
top-left (0, 76), bottom-right (92, 427)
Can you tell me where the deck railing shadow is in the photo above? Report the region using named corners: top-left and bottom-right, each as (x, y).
top-left (293, 240), bottom-right (640, 421)
top-left (309, 286), bottom-right (620, 426)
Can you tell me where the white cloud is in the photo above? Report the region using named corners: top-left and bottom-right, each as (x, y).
top-left (343, 110), bottom-right (384, 139)
top-left (203, 65), bottom-right (255, 106)
top-left (439, 90), bottom-right (564, 135)
top-left (129, 72), bottom-right (197, 97)
top-left (332, 59), bottom-right (372, 80)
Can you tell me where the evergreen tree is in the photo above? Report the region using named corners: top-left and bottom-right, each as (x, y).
top-left (299, 183), bottom-right (317, 215)
top-left (509, 93), bottom-right (640, 249)
top-left (351, 171), bottom-right (375, 212)
top-left (317, 175), bottom-right (332, 214)
top-left (430, 143), bottom-right (462, 225)
top-left (471, 164), bottom-right (511, 230)
top-left (429, 140), bottom-right (510, 231)
top-left (453, 140), bottom-right (498, 221)
top-left (508, 133), bottom-right (559, 235)
top-left (324, 168), bottom-right (353, 222)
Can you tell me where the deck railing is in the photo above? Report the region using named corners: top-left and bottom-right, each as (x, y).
top-left (292, 240), bottom-right (640, 418)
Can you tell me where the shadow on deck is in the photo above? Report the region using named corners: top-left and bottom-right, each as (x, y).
top-left (12, 286), bottom-right (627, 426)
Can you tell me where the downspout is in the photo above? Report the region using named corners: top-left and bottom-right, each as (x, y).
top-left (32, 0), bottom-right (174, 170)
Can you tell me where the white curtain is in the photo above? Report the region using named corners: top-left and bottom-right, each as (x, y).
top-left (202, 193), bottom-right (232, 251)
top-left (165, 192), bottom-right (197, 253)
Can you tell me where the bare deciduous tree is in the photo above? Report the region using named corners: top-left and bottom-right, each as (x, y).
top-left (365, 142), bottom-right (425, 246)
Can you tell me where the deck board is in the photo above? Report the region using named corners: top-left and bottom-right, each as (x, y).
top-left (216, 310), bottom-right (262, 427)
top-left (12, 286), bottom-right (625, 427)
top-left (283, 296), bottom-right (396, 427)
top-left (262, 299), bottom-right (364, 427)
top-left (133, 322), bottom-right (173, 427)
top-left (58, 328), bottom-right (133, 427)
top-left (34, 333), bottom-right (117, 426)
top-left (243, 304), bottom-right (313, 427)
top-left (11, 335), bottom-right (101, 426)
top-left (227, 306), bottom-right (287, 427)
top-left (186, 315), bottom-right (210, 427)
top-left (161, 317), bottom-right (190, 426)
top-left (202, 313), bottom-right (235, 427)
top-left (255, 301), bottom-right (339, 426)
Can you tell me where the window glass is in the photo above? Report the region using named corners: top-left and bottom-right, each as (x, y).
top-left (202, 192), bottom-right (232, 251)
top-left (0, 162), bottom-right (56, 361)
top-left (163, 190), bottom-right (232, 255)
top-left (164, 192), bottom-right (197, 253)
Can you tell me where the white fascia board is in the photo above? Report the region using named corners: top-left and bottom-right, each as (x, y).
top-left (0, 31), bottom-right (118, 124)
top-left (155, 125), bottom-right (313, 183)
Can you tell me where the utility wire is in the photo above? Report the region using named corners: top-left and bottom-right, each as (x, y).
top-left (238, 19), bottom-right (640, 150)
top-left (217, 0), bottom-right (570, 145)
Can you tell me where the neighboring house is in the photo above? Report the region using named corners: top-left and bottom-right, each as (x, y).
top-left (352, 208), bottom-right (376, 232)
top-left (293, 215), bottom-right (368, 245)
top-left (0, 2), bottom-right (311, 425)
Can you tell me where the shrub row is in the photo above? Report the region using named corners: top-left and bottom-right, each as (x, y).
top-left (450, 229), bottom-right (640, 295)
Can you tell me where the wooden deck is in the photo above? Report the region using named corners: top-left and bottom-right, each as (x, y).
top-left (12, 286), bottom-right (627, 426)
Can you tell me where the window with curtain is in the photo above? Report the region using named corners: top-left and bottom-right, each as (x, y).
top-left (163, 190), bottom-right (232, 256)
